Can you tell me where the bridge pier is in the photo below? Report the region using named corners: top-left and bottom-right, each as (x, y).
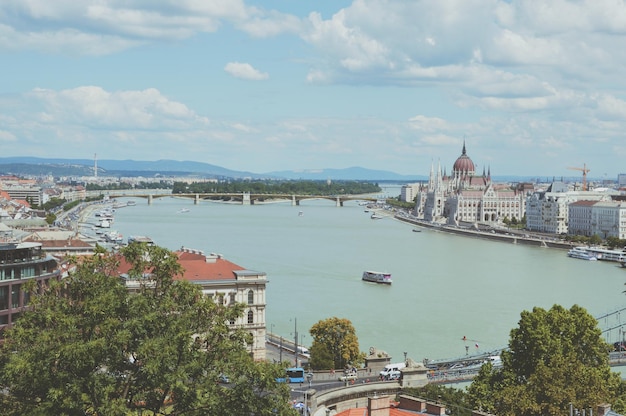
top-left (194, 194), bottom-right (200, 205)
top-left (336, 197), bottom-right (343, 207)
top-left (292, 195), bottom-right (297, 206)
top-left (242, 192), bottom-right (251, 205)
top-left (148, 195), bottom-right (153, 205)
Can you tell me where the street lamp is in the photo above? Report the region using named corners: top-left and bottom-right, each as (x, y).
top-left (403, 351), bottom-right (407, 363)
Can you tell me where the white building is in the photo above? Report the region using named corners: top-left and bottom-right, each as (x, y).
top-left (568, 200), bottom-right (597, 237)
top-left (400, 183), bottom-right (420, 203)
top-left (591, 201), bottom-right (626, 239)
top-left (416, 142), bottom-right (526, 225)
top-left (526, 182), bottom-right (615, 234)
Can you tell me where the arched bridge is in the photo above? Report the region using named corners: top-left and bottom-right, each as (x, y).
top-left (98, 191), bottom-right (379, 207)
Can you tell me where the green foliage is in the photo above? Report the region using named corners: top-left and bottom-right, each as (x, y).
top-left (309, 317), bottom-right (364, 370)
top-left (402, 384), bottom-right (472, 416)
top-left (62, 200), bottom-right (81, 211)
top-left (45, 212), bottom-right (57, 225)
top-left (86, 181), bottom-right (172, 191)
top-left (0, 245), bottom-right (293, 415)
top-left (385, 198), bottom-right (414, 210)
top-left (42, 197), bottom-right (67, 211)
top-left (467, 304), bottom-right (623, 416)
top-left (172, 180), bottom-right (381, 196)
top-left (606, 237), bottom-right (626, 250)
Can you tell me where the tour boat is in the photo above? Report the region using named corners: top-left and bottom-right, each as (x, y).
top-left (362, 271), bottom-right (392, 284)
top-left (567, 247), bottom-right (598, 261)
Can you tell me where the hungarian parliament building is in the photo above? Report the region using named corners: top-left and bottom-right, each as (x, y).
top-left (410, 143), bottom-right (625, 239)
top-left (414, 142), bottom-right (528, 225)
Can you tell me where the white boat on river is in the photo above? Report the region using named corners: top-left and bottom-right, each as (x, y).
top-left (567, 247), bottom-right (598, 261)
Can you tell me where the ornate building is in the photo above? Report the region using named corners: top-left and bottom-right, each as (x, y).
top-left (118, 247), bottom-right (267, 361)
top-left (416, 142), bottom-right (526, 225)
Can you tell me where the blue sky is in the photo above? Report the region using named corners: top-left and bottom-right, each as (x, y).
top-left (0, 0), bottom-right (625, 179)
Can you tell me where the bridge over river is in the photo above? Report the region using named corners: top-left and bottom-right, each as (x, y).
top-left (90, 190), bottom-right (378, 207)
top-left (425, 305), bottom-right (626, 384)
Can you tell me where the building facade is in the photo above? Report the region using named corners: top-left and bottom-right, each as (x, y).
top-left (590, 201), bottom-right (626, 239)
top-left (120, 247), bottom-right (268, 361)
top-left (0, 242), bottom-right (61, 340)
top-left (526, 182), bottom-right (614, 234)
top-left (416, 142), bottom-right (525, 225)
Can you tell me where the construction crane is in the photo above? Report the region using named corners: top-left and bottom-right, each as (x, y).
top-left (567, 163), bottom-right (590, 191)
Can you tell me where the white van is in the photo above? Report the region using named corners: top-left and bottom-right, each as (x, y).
top-left (379, 362), bottom-right (406, 380)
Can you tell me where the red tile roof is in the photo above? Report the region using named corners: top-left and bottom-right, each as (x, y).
top-left (174, 251), bottom-right (245, 282)
top-left (116, 249), bottom-right (246, 282)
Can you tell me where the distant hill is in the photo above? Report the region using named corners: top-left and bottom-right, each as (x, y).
top-left (266, 167), bottom-right (425, 181)
top-left (0, 157), bottom-right (424, 181)
top-left (0, 157), bottom-right (258, 179)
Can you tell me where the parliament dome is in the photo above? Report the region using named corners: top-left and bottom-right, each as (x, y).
top-left (452, 142), bottom-right (475, 174)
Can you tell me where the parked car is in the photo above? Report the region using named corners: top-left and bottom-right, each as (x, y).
top-left (338, 371), bottom-right (357, 381)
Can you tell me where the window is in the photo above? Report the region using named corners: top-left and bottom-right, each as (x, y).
top-left (229, 292), bottom-right (236, 304)
top-left (0, 287), bottom-right (7, 310)
top-left (247, 290), bottom-right (254, 305)
top-left (247, 310), bottom-right (254, 324)
top-left (11, 284), bottom-right (20, 309)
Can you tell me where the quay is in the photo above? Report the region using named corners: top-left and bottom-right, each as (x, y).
top-left (395, 214), bottom-right (575, 250)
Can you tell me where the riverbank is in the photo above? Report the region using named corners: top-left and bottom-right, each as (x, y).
top-left (394, 215), bottom-right (575, 250)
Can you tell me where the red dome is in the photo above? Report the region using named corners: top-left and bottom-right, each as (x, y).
top-left (452, 142), bottom-right (475, 173)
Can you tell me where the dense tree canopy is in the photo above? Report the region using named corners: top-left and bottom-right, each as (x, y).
top-left (467, 304), bottom-right (625, 416)
top-left (0, 244), bottom-right (294, 416)
top-left (308, 317), bottom-right (364, 371)
top-left (172, 179), bottom-right (381, 196)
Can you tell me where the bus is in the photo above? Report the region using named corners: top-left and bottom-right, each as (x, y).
top-left (276, 367), bottom-right (306, 383)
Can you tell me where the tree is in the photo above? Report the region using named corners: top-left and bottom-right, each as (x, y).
top-left (308, 317), bottom-right (364, 370)
top-left (0, 244), bottom-right (294, 416)
top-left (467, 304), bottom-right (624, 416)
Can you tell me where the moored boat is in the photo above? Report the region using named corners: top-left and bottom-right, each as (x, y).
top-left (362, 271), bottom-right (392, 284)
top-left (582, 246), bottom-right (626, 262)
top-left (567, 247), bottom-right (598, 261)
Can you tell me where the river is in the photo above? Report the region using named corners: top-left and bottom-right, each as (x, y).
top-left (97, 188), bottom-right (626, 366)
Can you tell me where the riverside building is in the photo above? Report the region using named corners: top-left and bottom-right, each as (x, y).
top-left (415, 142), bottom-right (526, 225)
top-left (0, 242), bottom-right (61, 341)
top-left (118, 247), bottom-right (268, 361)
top-left (525, 181), bottom-right (616, 234)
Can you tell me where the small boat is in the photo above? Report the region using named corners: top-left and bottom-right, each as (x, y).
top-left (97, 219), bottom-right (111, 228)
top-left (567, 247), bottom-right (597, 261)
top-left (298, 211), bottom-right (304, 216)
top-left (371, 213), bottom-right (384, 220)
top-left (362, 271), bottom-right (392, 284)
top-left (103, 230), bottom-right (124, 244)
top-left (412, 229), bottom-right (422, 233)
top-left (177, 208), bottom-right (190, 213)
top-left (127, 236), bottom-right (155, 246)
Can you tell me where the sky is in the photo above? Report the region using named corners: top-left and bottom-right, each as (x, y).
top-left (0, 0), bottom-right (625, 179)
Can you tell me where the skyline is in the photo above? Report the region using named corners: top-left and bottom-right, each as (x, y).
top-left (1, 1), bottom-right (625, 179)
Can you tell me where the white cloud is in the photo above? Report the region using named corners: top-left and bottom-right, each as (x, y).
top-left (26, 86), bottom-right (208, 130)
top-left (224, 62), bottom-right (269, 80)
